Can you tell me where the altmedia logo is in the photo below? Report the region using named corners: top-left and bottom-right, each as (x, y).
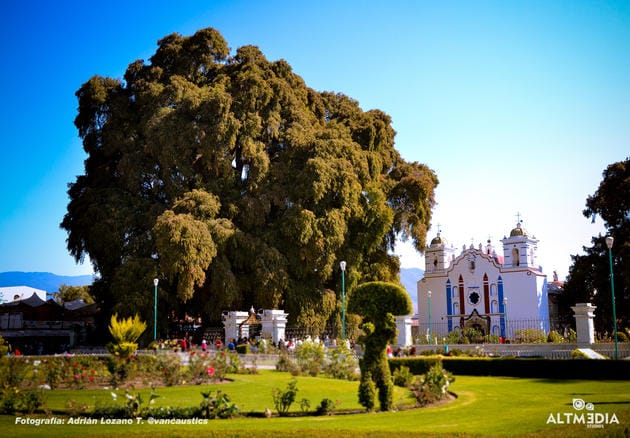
top-left (546, 398), bottom-right (619, 429)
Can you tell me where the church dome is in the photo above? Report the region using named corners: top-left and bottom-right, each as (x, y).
top-left (430, 233), bottom-right (447, 246)
top-left (509, 222), bottom-right (527, 237)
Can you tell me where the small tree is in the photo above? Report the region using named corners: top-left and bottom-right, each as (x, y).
top-left (348, 281), bottom-right (412, 412)
top-left (106, 313), bottom-right (146, 359)
top-left (272, 379), bottom-right (299, 416)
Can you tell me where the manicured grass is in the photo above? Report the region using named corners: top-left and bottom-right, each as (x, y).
top-left (3, 372), bottom-right (629, 437)
top-left (42, 371), bottom-right (411, 414)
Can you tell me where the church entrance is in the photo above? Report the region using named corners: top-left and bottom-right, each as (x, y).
top-left (460, 309), bottom-right (491, 336)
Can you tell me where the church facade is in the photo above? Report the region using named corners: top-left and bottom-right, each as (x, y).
top-left (416, 221), bottom-right (550, 340)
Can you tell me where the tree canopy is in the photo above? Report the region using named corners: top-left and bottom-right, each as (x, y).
top-left (61, 28), bottom-right (437, 329)
top-left (54, 284), bottom-right (94, 304)
top-left (562, 158), bottom-right (629, 332)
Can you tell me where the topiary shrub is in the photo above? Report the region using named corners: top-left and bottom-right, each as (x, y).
top-left (348, 281), bottom-right (413, 412)
top-left (358, 371), bottom-right (376, 412)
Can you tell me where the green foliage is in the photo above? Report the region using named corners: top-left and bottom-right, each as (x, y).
top-left (514, 328), bottom-right (547, 343)
top-left (62, 26), bottom-right (438, 327)
top-left (0, 388), bottom-right (47, 414)
top-left (106, 356), bottom-right (133, 387)
top-left (156, 353), bottom-right (183, 386)
top-left (347, 282), bottom-right (413, 324)
top-left (272, 378), bottom-right (299, 416)
top-left (547, 330), bottom-right (565, 343)
top-left (444, 328), bottom-right (485, 344)
top-left (357, 372), bottom-right (376, 411)
top-left (409, 362), bottom-right (454, 406)
top-left (93, 387), bottom-right (238, 419)
top-left (390, 356), bottom-right (630, 379)
top-left (186, 351), bottom-right (214, 385)
top-left (0, 336), bottom-right (8, 357)
top-left (350, 281), bottom-right (412, 412)
top-left (392, 365), bottom-right (413, 388)
top-left (275, 351), bottom-right (300, 375)
top-left (315, 398), bottom-right (336, 416)
top-left (324, 340), bottom-right (360, 381)
top-left (0, 356), bottom-right (28, 388)
top-left (295, 341), bottom-right (326, 377)
top-left (484, 334), bottom-right (501, 344)
top-left (199, 390), bottom-right (240, 419)
top-left (236, 344), bottom-right (249, 355)
top-left (615, 331), bottom-right (629, 342)
top-left (54, 284), bottom-right (94, 304)
top-left (562, 159), bottom-right (629, 332)
top-left (299, 398), bottom-right (311, 413)
top-left (106, 313), bottom-right (146, 359)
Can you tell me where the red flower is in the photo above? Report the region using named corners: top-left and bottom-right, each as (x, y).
top-left (74, 374), bottom-right (79, 380)
top-left (207, 367), bottom-right (215, 376)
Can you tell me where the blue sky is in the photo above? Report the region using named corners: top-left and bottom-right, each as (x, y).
top-left (1, 1), bottom-right (628, 279)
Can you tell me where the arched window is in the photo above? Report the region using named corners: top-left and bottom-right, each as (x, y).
top-left (490, 284), bottom-right (497, 296)
top-left (453, 302), bottom-right (459, 315)
top-left (492, 325), bottom-right (500, 335)
top-left (491, 300), bottom-right (498, 313)
top-left (512, 247), bottom-right (520, 267)
top-left (452, 286), bottom-right (458, 299)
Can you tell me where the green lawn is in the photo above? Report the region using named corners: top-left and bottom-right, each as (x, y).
top-left (3, 371), bottom-right (629, 437)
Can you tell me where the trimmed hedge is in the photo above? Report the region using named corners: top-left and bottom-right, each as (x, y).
top-left (389, 356), bottom-right (630, 380)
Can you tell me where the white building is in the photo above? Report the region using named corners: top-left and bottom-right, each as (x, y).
top-left (0, 286), bottom-right (47, 304)
top-left (417, 221), bottom-right (549, 340)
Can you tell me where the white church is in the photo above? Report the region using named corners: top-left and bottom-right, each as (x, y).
top-left (416, 221), bottom-right (550, 340)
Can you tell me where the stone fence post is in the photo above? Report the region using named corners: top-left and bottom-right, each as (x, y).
top-left (396, 315), bottom-right (414, 347)
top-left (572, 303), bottom-right (596, 347)
top-left (260, 309), bottom-right (288, 345)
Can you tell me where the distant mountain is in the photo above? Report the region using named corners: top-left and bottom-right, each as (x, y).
top-left (0, 272), bottom-right (94, 295)
top-left (400, 267), bottom-right (423, 314)
top-left (0, 269), bottom-right (421, 310)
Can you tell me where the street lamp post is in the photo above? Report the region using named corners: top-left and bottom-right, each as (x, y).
top-left (503, 297), bottom-right (508, 341)
top-left (153, 278), bottom-right (159, 341)
top-left (340, 261), bottom-right (347, 340)
top-left (427, 290), bottom-right (432, 342)
top-left (605, 236), bottom-right (619, 360)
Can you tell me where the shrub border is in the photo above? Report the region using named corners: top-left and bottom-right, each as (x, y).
top-left (389, 356), bottom-right (630, 380)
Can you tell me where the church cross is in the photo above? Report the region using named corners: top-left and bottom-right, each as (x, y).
top-left (515, 212), bottom-right (522, 224)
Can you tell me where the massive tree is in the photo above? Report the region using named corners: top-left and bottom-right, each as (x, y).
top-left (562, 158), bottom-right (629, 333)
top-left (61, 28), bottom-right (438, 330)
